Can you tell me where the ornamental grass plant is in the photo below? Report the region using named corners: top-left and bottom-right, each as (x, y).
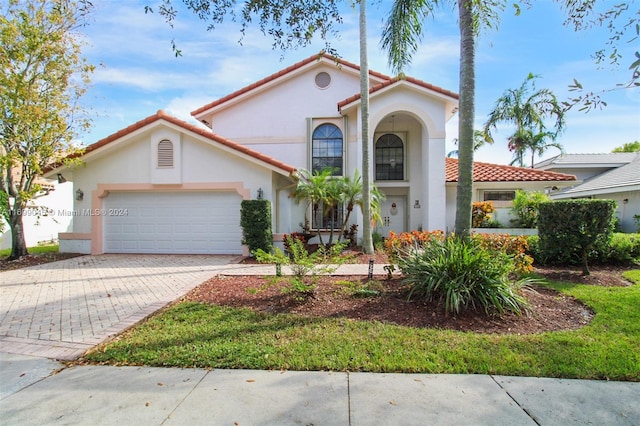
top-left (397, 235), bottom-right (529, 315)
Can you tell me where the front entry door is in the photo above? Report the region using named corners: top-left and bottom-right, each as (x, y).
top-left (379, 196), bottom-right (406, 236)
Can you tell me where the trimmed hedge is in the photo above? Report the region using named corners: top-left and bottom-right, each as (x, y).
top-left (240, 200), bottom-right (272, 255)
top-left (537, 199), bottom-right (616, 274)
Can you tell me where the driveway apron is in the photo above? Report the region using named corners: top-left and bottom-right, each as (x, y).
top-left (0, 254), bottom-right (240, 360)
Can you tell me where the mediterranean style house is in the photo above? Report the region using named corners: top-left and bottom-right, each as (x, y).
top-left (44, 53), bottom-right (576, 255)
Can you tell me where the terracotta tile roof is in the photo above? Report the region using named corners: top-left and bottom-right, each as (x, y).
top-left (191, 53), bottom-right (392, 118)
top-left (445, 158), bottom-right (576, 182)
top-left (337, 75), bottom-right (459, 110)
top-left (46, 110), bottom-right (297, 175)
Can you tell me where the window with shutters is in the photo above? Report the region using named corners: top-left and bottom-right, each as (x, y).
top-left (157, 139), bottom-right (174, 168)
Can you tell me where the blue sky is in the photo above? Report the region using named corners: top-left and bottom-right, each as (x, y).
top-left (78, 0), bottom-right (640, 166)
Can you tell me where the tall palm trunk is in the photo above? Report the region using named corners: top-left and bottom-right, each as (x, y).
top-left (453, 0), bottom-right (475, 240)
top-left (359, 0), bottom-right (374, 254)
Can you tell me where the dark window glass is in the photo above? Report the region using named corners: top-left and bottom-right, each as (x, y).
top-left (375, 134), bottom-right (404, 180)
top-left (311, 202), bottom-right (344, 230)
top-left (483, 191), bottom-right (516, 201)
top-left (312, 124), bottom-right (343, 175)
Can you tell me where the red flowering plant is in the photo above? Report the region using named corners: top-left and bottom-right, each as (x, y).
top-left (283, 232), bottom-right (308, 253)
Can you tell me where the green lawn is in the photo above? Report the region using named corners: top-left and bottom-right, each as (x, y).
top-left (86, 270), bottom-right (640, 381)
top-left (0, 244), bottom-right (59, 257)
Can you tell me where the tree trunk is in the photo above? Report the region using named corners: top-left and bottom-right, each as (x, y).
top-left (9, 203), bottom-right (28, 260)
top-left (453, 0), bottom-right (476, 240)
top-left (581, 249), bottom-right (591, 276)
top-left (359, 0), bottom-right (374, 254)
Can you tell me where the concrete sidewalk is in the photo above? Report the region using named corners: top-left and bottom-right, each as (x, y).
top-left (1, 353), bottom-right (639, 425)
top-left (2, 256), bottom-right (639, 425)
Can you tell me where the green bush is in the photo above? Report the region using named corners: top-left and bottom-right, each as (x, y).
top-left (510, 190), bottom-right (550, 228)
top-left (596, 233), bottom-right (640, 264)
top-left (538, 199), bottom-right (616, 274)
top-left (524, 235), bottom-right (541, 262)
top-left (396, 236), bottom-right (529, 315)
top-left (240, 200), bottom-right (272, 255)
top-left (254, 236), bottom-right (348, 301)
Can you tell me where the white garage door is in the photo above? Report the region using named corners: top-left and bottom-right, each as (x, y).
top-left (103, 192), bottom-right (243, 254)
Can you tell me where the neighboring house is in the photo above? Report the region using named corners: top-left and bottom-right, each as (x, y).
top-left (535, 153), bottom-right (640, 233)
top-left (1, 179), bottom-right (73, 250)
top-left (445, 158), bottom-right (576, 229)
top-left (44, 53), bottom-right (576, 255)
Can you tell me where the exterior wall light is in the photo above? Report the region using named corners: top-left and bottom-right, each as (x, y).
top-left (75, 189), bottom-right (84, 201)
top-left (257, 187), bottom-right (264, 200)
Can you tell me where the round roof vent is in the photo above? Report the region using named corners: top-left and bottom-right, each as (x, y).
top-left (315, 71), bottom-right (331, 89)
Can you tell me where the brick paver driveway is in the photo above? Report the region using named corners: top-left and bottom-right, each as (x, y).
top-left (0, 254), bottom-right (241, 360)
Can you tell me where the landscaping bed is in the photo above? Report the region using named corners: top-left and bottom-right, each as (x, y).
top-left (184, 273), bottom-right (596, 334)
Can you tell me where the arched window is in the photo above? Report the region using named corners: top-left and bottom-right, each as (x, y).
top-left (375, 134), bottom-right (404, 180)
top-left (157, 139), bottom-right (174, 168)
top-left (312, 124), bottom-right (343, 175)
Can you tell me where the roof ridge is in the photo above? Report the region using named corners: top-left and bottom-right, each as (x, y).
top-left (337, 75), bottom-right (459, 110)
top-left (191, 52), bottom-right (393, 118)
top-left (46, 110), bottom-right (297, 175)
top-left (445, 157), bottom-right (576, 182)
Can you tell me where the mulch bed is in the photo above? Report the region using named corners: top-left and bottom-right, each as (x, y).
top-left (185, 258), bottom-right (638, 335)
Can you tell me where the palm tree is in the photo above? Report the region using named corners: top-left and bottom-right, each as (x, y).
top-left (337, 170), bottom-right (386, 242)
top-left (291, 168), bottom-right (333, 246)
top-left (358, 0), bottom-right (374, 254)
top-left (483, 73), bottom-right (566, 167)
top-left (507, 128), bottom-right (564, 168)
top-left (381, 0), bottom-right (504, 238)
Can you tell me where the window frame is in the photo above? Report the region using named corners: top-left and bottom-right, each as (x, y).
top-left (375, 133), bottom-right (405, 181)
top-left (311, 123), bottom-right (344, 176)
top-left (310, 200), bottom-right (344, 231)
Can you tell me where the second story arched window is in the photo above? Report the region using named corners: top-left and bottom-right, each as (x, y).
top-left (312, 123), bottom-right (343, 176)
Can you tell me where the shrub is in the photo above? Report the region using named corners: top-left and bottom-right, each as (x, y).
top-left (594, 233), bottom-right (640, 264)
top-left (372, 231), bottom-right (384, 251)
top-left (510, 190), bottom-right (550, 228)
top-left (383, 230), bottom-right (445, 261)
top-left (254, 236), bottom-right (348, 301)
top-left (396, 236), bottom-right (529, 315)
top-left (471, 233), bottom-right (533, 276)
top-left (524, 235), bottom-right (541, 263)
top-left (240, 200), bottom-right (272, 254)
top-left (472, 201), bottom-right (495, 228)
top-left (538, 199), bottom-right (616, 274)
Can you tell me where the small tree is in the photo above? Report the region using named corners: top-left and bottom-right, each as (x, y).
top-left (612, 141), bottom-right (640, 153)
top-left (291, 168), bottom-right (333, 247)
top-left (1, 0), bottom-right (93, 259)
top-left (337, 169), bottom-right (385, 243)
top-left (538, 199), bottom-right (616, 275)
top-left (510, 190), bottom-right (550, 228)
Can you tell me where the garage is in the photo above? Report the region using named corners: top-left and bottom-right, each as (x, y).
top-left (103, 191), bottom-right (243, 254)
